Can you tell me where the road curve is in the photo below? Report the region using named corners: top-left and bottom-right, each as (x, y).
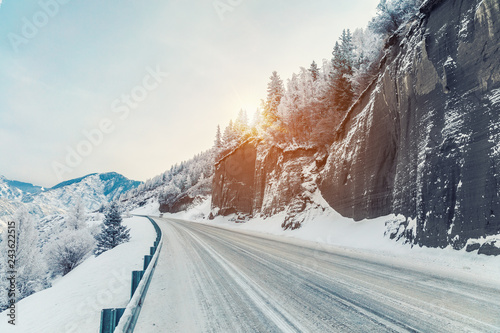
top-left (134, 217), bottom-right (500, 333)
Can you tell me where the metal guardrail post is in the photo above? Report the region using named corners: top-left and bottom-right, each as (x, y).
top-left (131, 271), bottom-right (144, 299)
top-left (143, 255), bottom-right (152, 270)
top-left (100, 308), bottom-right (125, 333)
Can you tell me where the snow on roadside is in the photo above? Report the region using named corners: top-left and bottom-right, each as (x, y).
top-left (168, 198), bottom-right (500, 287)
top-left (130, 199), bottom-right (160, 217)
top-left (0, 216), bottom-right (155, 333)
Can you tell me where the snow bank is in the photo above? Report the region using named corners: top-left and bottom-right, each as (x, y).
top-left (130, 200), bottom-right (160, 217)
top-left (169, 198), bottom-right (500, 287)
top-left (0, 216), bottom-right (155, 333)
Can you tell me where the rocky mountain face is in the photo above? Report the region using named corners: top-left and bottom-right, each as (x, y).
top-left (212, 140), bottom-right (328, 228)
top-left (0, 172), bottom-right (141, 218)
top-left (211, 0), bottom-right (500, 253)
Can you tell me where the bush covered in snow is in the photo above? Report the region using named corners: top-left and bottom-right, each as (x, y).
top-left (42, 199), bottom-right (96, 277)
top-left (45, 229), bottom-right (95, 276)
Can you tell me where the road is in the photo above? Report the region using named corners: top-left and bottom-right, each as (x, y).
top-left (134, 217), bottom-right (500, 333)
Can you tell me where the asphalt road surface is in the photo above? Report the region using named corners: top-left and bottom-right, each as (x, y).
top-left (134, 217), bottom-right (500, 333)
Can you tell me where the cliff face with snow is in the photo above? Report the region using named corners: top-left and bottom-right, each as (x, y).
top-left (212, 141), bottom-right (329, 228)
top-left (211, 0), bottom-right (500, 253)
top-left (321, 0), bottom-right (500, 250)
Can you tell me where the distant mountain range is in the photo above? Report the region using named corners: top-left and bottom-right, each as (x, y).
top-left (0, 173), bottom-right (141, 218)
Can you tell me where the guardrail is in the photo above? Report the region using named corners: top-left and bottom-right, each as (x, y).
top-left (99, 216), bottom-right (163, 333)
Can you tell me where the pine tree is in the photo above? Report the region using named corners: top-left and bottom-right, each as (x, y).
top-left (331, 29), bottom-right (355, 114)
top-left (97, 202), bottom-right (106, 213)
top-left (94, 203), bottom-right (130, 256)
top-left (66, 198), bottom-right (87, 230)
top-left (249, 109), bottom-right (262, 137)
top-left (278, 73), bottom-right (300, 139)
top-left (251, 109), bottom-right (262, 128)
top-left (278, 66), bottom-right (320, 143)
top-left (309, 61), bottom-right (320, 82)
top-left (237, 109), bottom-right (248, 125)
top-left (262, 71), bottom-right (284, 129)
top-left (222, 120), bottom-right (238, 148)
top-left (213, 124), bottom-right (223, 161)
top-left (235, 109), bottom-right (249, 132)
top-left (184, 174), bottom-right (193, 190)
top-left (351, 27), bottom-right (383, 96)
top-left (214, 125), bottom-right (222, 149)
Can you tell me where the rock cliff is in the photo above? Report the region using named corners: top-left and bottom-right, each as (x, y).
top-left (211, 0), bottom-right (500, 253)
top-left (320, 0), bottom-right (500, 251)
top-left (211, 141), bottom-right (327, 228)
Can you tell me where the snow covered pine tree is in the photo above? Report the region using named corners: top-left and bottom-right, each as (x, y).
top-left (66, 197), bottom-right (87, 230)
top-left (94, 202), bottom-right (130, 256)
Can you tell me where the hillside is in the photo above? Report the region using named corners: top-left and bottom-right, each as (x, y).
top-left (120, 150), bottom-right (214, 214)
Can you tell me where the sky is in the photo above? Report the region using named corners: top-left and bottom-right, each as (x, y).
top-left (0, 0), bottom-right (379, 187)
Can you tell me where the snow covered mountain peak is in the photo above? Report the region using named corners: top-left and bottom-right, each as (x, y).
top-left (0, 173), bottom-right (141, 218)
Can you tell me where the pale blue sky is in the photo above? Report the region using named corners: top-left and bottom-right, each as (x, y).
top-left (0, 0), bottom-right (379, 187)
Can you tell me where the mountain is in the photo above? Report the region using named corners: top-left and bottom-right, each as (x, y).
top-left (0, 172), bottom-right (141, 218)
top-left (208, 0), bottom-right (500, 254)
top-left (0, 176), bottom-right (44, 217)
top-left (0, 175), bottom-right (43, 202)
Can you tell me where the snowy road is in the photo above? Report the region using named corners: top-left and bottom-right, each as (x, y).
top-left (134, 217), bottom-right (500, 333)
